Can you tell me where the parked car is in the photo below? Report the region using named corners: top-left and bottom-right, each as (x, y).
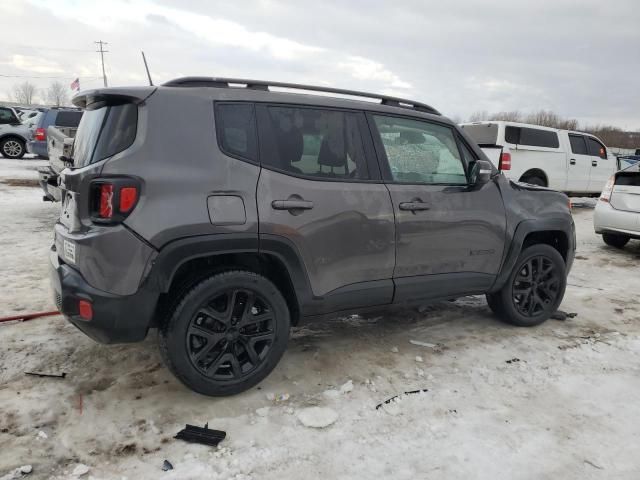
top-left (51, 78), bottom-right (575, 396)
top-left (618, 155), bottom-right (640, 169)
top-left (0, 106), bottom-right (30, 159)
top-left (594, 162), bottom-right (640, 248)
top-left (460, 121), bottom-right (616, 195)
top-left (27, 107), bottom-right (82, 158)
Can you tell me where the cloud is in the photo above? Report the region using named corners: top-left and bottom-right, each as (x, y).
top-left (1, 0), bottom-right (638, 129)
top-left (7, 55), bottom-right (64, 74)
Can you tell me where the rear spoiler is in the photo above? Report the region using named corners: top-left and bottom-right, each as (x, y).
top-left (72, 86), bottom-right (157, 109)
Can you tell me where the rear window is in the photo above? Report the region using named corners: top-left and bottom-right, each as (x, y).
top-left (505, 126), bottom-right (559, 148)
top-left (72, 103), bottom-right (138, 168)
top-left (460, 123), bottom-right (498, 145)
top-left (55, 111), bottom-right (82, 127)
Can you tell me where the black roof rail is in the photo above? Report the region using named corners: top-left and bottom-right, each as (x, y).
top-left (162, 76), bottom-right (440, 115)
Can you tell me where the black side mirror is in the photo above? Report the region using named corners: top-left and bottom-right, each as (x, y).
top-left (470, 160), bottom-right (493, 185)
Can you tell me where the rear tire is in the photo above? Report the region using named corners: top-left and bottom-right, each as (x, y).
top-left (602, 233), bottom-right (629, 249)
top-left (521, 175), bottom-right (546, 187)
top-left (158, 270), bottom-right (290, 396)
top-left (486, 244), bottom-right (566, 327)
top-left (0, 137), bottom-right (25, 159)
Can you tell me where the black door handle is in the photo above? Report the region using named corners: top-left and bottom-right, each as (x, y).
top-left (569, 159), bottom-right (576, 165)
top-left (399, 202), bottom-right (430, 212)
top-left (592, 160), bottom-right (598, 166)
top-left (271, 199), bottom-right (314, 210)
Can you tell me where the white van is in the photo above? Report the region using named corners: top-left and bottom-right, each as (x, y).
top-left (460, 121), bottom-right (616, 194)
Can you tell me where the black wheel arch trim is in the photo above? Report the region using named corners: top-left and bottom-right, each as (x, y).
top-left (147, 233), bottom-right (312, 312)
top-left (490, 216), bottom-right (575, 293)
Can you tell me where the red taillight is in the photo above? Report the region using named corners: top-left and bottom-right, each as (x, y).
top-left (99, 184), bottom-right (114, 218)
top-left (34, 128), bottom-right (46, 141)
top-left (119, 187), bottom-right (138, 213)
top-left (78, 300), bottom-right (93, 321)
top-left (91, 179), bottom-right (140, 222)
top-left (499, 152), bottom-right (511, 171)
top-left (599, 175), bottom-right (615, 203)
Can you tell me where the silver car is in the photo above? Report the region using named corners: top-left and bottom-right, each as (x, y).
top-left (594, 162), bottom-right (640, 248)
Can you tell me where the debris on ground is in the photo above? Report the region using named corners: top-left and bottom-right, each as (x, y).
top-left (390, 346), bottom-right (399, 353)
top-left (24, 371), bottom-right (66, 379)
top-left (409, 339), bottom-right (437, 348)
top-left (339, 380), bottom-right (353, 394)
top-left (296, 407), bottom-right (338, 428)
top-left (161, 460), bottom-right (173, 472)
top-left (0, 310), bottom-right (59, 324)
top-left (584, 459), bottom-right (604, 470)
top-left (551, 310), bottom-right (578, 321)
top-left (70, 464), bottom-right (89, 476)
top-left (505, 358), bottom-right (520, 364)
top-left (415, 356), bottom-right (423, 363)
top-left (375, 389), bottom-right (429, 410)
top-left (174, 423), bottom-right (226, 447)
top-left (36, 431), bottom-right (47, 440)
top-left (0, 465), bottom-right (32, 480)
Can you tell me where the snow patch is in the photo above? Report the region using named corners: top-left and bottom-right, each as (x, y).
top-left (296, 407), bottom-right (338, 428)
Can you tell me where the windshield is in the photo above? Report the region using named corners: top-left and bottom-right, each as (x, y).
top-left (461, 123), bottom-right (499, 145)
top-left (72, 103), bottom-right (138, 168)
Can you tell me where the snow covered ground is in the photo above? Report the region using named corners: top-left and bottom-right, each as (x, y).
top-left (1, 159), bottom-right (639, 479)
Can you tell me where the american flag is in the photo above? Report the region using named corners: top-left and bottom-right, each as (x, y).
top-left (70, 78), bottom-right (80, 91)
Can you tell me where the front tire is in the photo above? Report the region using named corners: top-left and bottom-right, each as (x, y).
top-left (487, 244), bottom-right (566, 327)
top-left (1, 137), bottom-right (26, 159)
top-left (602, 233), bottom-right (629, 249)
top-left (158, 270), bottom-right (290, 396)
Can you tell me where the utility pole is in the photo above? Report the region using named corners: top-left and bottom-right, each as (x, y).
top-left (95, 40), bottom-right (109, 87)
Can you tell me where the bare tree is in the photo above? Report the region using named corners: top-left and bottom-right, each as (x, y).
top-left (490, 111), bottom-right (523, 122)
top-left (46, 81), bottom-right (69, 107)
top-left (11, 81), bottom-right (37, 105)
top-left (468, 110), bottom-right (489, 122)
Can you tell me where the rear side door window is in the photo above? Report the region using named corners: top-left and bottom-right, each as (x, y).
top-left (372, 115), bottom-right (467, 185)
top-left (569, 134), bottom-right (588, 155)
top-left (586, 137), bottom-right (607, 159)
top-left (257, 106), bottom-right (370, 180)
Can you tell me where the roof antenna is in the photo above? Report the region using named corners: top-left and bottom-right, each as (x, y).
top-left (141, 51), bottom-right (153, 86)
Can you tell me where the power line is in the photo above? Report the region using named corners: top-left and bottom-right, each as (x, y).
top-left (95, 40), bottom-right (109, 88)
top-left (0, 74), bottom-right (103, 80)
top-left (5, 43), bottom-right (95, 53)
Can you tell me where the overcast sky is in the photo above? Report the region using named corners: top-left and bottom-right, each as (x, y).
top-left (1, 0), bottom-right (638, 129)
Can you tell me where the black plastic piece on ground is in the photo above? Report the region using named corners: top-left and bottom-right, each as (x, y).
top-left (174, 423), bottom-right (226, 447)
top-left (161, 460), bottom-right (173, 471)
top-left (376, 389), bottom-right (429, 410)
top-left (551, 310), bottom-right (578, 321)
top-left (25, 371), bottom-right (66, 379)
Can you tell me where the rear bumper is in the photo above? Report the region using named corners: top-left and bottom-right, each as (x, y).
top-left (27, 140), bottom-right (48, 157)
top-left (594, 201), bottom-right (640, 237)
top-left (50, 247), bottom-right (159, 344)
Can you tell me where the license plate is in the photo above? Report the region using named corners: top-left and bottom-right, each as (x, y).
top-left (63, 239), bottom-right (76, 264)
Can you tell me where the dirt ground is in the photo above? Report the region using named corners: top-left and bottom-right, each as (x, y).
top-left (1, 158), bottom-right (639, 479)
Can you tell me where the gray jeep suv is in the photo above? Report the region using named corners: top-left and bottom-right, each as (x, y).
top-left (50, 77), bottom-right (575, 396)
